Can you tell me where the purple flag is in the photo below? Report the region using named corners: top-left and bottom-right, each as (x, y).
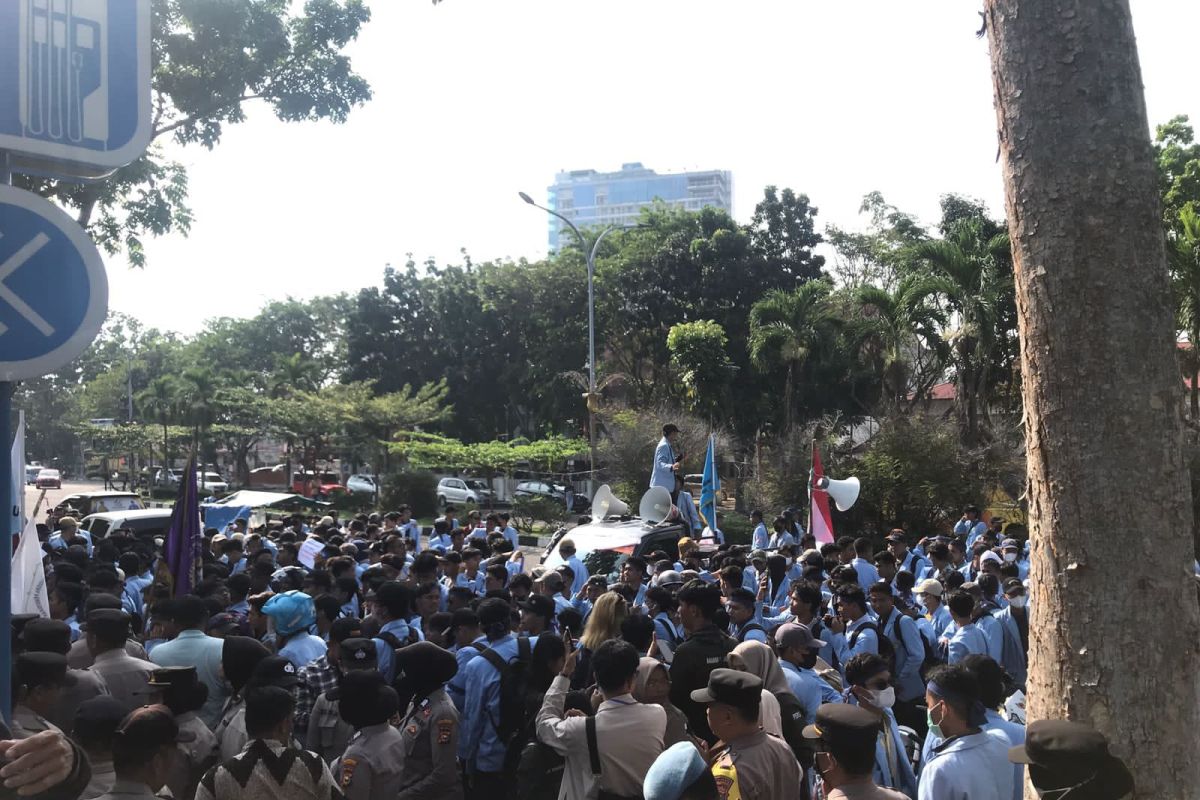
top-left (162, 453), bottom-right (201, 596)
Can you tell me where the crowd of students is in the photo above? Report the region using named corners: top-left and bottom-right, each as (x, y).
top-left (5, 502), bottom-right (1134, 800)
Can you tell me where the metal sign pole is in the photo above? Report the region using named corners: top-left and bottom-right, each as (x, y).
top-left (0, 149), bottom-right (13, 724)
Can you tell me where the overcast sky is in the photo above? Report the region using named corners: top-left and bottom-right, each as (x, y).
top-left (106, 0), bottom-right (1200, 334)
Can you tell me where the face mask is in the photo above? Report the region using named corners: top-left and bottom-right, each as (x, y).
top-left (871, 686), bottom-right (896, 709)
top-left (927, 701), bottom-right (945, 740)
top-left (1008, 595), bottom-right (1028, 609)
top-left (1004, 552), bottom-right (1018, 563)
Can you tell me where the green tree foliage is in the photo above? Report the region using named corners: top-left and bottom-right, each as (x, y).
top-left (667, 321), bottom-right (733, 418)
top-left (749, 186), bottom-right (826, 284)
top-left (15, 0), bottom-right (372, 265)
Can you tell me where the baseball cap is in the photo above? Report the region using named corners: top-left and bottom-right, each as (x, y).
top-left (885, 531), bottom-right (906, 543)
top-left (1009, 720), bottom-right (1133, 798)
top-left (689, 668), bottom-right (762, 707)
top-left (916, 578), bottom-right (944, 597)
top-left (775, 622), bottom-right (825, 651)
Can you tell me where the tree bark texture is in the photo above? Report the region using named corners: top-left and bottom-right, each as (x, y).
top-left (985, 2), bottom-right (1200, 796)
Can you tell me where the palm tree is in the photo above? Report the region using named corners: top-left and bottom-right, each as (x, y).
top-left (853, 275), bottom-right (948, 410)
top-left (748, 281), bottom-right (835, 430)
top-left (912, 218), bottom-right (1012, 443)
top-left (137, 376), bottom-right (179, 476)
top-left (1169, 205), bottom-right (1200, 420)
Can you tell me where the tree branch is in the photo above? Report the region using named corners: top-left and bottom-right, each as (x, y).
top-left (152, 94), bottom-right (264, 140)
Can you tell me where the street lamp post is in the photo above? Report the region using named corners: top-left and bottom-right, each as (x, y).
top-left (519, 191), bottom-right (619, 498)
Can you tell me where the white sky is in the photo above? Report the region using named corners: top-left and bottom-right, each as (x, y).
top-left (105, 0), bottom-right (1200, 334)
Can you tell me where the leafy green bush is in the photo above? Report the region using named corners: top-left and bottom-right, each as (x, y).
top-left (380, 470), bottom-right (438, 518)
top-left (719, 512), bottom-right (752, 546)
top-left (510, 495), bottom-right (570, 533)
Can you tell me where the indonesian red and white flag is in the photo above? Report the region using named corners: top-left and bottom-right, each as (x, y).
top-left (810, 441), bottom-right (835, 545)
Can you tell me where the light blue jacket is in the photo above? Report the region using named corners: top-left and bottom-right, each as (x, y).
top-left (780, 660), bottom-right (837, 725)
top-left (829, 616), bottom-right (880, 675)
top-left (953, 519), bottom-right (988, 548)
top-left (993, 607), bottom-right (1027, 688)
top-left (762, 577), bottom-right (792, 616)
top-left (919, 730), bottom-right (1013, 800)
top-left (401, 520), bottom-right (422, 552)
top-left (984, 710), bottom-right (1025, 800)
top-left (448, 636), bottom-right (487, 711)
top-left (975, 612), bottom-right (1004, 662)
top-left (566, 555), bottom-right (590, 595)
top-left (461, 634), bottom-right (522, 771)
top-left (844, 697), bottom-right (918, 798)
top-left (752, 523), bottom-right (770, 551)
top-left (279, 633), bottom-right (327, 670)
top-left (947, 622), bottom-right (989, 664)
top-left (851, 558), bottom-right (881, 591)
top-left (676, 492), bottom-right (702, 533)
top-left (650, 438), bottom-right (677, 490)
top-left (150, 629), bottom-right (227, 729)
top-left (373, 618), bottom-right (412, 683)
top-left (896, 550), bottom-right (930, 577)
top-left (878, 611), bottom-right (926, 702)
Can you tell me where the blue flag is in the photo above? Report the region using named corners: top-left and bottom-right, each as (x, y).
top-left (161, 453), bottom-right (202, 596)
top-left (699, 434), bottom-right (720, 531)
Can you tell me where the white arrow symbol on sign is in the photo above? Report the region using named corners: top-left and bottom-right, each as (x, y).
top-left (0, 232), bottom-right (56, 338)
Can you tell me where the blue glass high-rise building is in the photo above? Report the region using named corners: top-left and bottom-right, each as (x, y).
top-left (545, 163), bottom-right (733, 251)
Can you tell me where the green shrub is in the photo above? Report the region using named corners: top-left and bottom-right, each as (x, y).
top-left (381, 471), bottom-right (438, 518)
top-left (718, 512), bottom-right (752, 546)
top-left (510, 495), bottom-right (570, 533)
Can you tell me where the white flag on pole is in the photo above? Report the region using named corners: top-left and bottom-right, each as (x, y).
top-left (10, 412), bottom-right (48, 616)
top-left (10, 410), bottom-right (23, 538)
top-left (12, 513), bottom-right (48, 617)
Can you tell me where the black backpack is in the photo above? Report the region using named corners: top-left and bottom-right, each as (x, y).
top-left (480, 636), bottom-right (533, 765)
top-left (736, 622), bottom-right (767, 643)
top-left (849, 621), bottom-right (895, 669)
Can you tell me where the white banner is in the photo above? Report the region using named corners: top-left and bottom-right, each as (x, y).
top-left (12, 513), bottom-right (48, 618)
top-left (10, 410), bottom-right (23, 537)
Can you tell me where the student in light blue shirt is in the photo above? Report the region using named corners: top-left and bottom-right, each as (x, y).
top-left (750, 510), bottom-right (769, 551)
top-left (960, 654), bottom-right (1026, 800)
top-left (767, 515), bottom-right (795, 550)
top-left (850, 538), bottom-right (881, 592)
top-left (461, 599), bottom-right (528, 780)
top-left (400, 508), bottom-right (422, 553)
top-left (919, 663), bottom-right (1014, 800)
top-left (650, 424), bottom-right (681, 491)
top-left (425, 520), bottom-right (453, 554)
top-left (726, 589), bottom-right (768, 644)
top-left (774, 622), bottom-right (837, 725)
top-left (953, 505), bottom-right (989, 548)
top-left (827, 587), bottom-right (880, 674)
top-left (843, 653), bottom-right (919, 797)
top-left (371, 582), bottom-right (413, 683)
top-left (917, 579), bottom-right (953, 641)
top-left (942, 590), bottom-right (990, 664)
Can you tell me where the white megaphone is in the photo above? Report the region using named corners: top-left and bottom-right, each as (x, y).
top-left (814, 476), bottom-right (860, 512)
top-left (591, 485), bottom-right (629, 520)
top-left (639, 486), bottom-right (675, 525)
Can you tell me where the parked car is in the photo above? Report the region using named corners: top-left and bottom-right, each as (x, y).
top-left (154, 468), bottom-right (184, 487)
top-left (513, 480), bottom-right (590, 513)
top-left (437, 477), bottom-right (494, 506)
top-left (346, 474), bottom-right (378, 495)
top-left (54, 491), bottom-right (145, 518)
top-left (292, 471), bottom-right (346, 498)
top-left (25, 464), bottom-right (43, 485)
top-left (35, 468), bottom-right (62, 490)
top-left (80, 509), bottom-right (174, 542)
top-left (195, 471), bottom-right (229, 494)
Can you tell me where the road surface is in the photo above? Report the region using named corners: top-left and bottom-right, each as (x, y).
top-left (23, 478), bottom-right (106, 520)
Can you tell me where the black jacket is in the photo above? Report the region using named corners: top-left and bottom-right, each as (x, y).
top-left (668, 624), bottom-right (736, 744)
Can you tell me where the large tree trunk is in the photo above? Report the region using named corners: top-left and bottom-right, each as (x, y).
top-left (985, 2), bottom-right (1200, 796)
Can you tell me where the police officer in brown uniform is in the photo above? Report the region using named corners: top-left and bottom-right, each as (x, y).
top-left (308, 638), bottom-right (378, 763)
top-left (395, 642), bottom-right (463, 800)
top-left (802, 704), bottom-right (909, 800)
top-left (334, 671), bottom-right (406, 800)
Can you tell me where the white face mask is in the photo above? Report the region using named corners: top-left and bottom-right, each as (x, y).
top-left (1004, 552), bottom-right (1018, 563)
top-left (871, 686), bottom-right (896, 709)
top-left (1008, 595), bottom-right (1028, 608)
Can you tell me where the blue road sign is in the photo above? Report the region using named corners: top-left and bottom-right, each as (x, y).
top-left (0, 0), bottom-right (151, 173)
top-left (0, 185), bottom-right (107, 380)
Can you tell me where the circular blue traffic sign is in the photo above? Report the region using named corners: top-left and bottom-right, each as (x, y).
top-left (0, 185), bottom-right (107, 380)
